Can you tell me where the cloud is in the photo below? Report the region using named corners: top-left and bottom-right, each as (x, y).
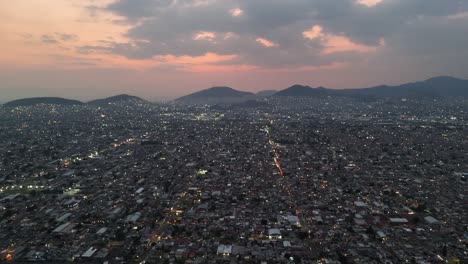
top-left (356, 0), bottom-right (382, 7)
top-left (106, 0), bottom-right (171, 21)
top-left (321, 35), bottom-right (382, 55)
top-left (40, 33), bottom-right (79, 45)
top-left (229, 8), bottom-right (243, 17)
top-left (56, 33), bottom-right (79, 42)
top-left (41, 34), bottom-right (59, 44)
top-left (72, 0), bottom-right (468, 70)
top-left (194, 31), bottom-right (216, 41)
top-left (303, 25), bottom-right (383, 55)
top-left (256, 38), bottom-right (278, 48)
top-left (303, 25), bottom-right (323, 40)
top-left (447, 12), bottom-right (468, 20)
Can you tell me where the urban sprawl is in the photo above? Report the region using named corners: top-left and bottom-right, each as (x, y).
top-left (0, 96), bottom-right (467, 263)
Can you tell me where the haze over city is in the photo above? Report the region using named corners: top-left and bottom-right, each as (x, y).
top-left (2, 0), bottom-right (468, 101)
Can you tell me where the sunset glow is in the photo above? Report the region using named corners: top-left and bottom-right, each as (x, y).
top-left (1, 0), bottom-right (467, 101)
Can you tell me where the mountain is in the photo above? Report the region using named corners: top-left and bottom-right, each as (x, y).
top-left (274, 76), bottom-right (468, 98)
top-left (177, 87), bottom-right (254, 99)
top-left (176, 87), bottom-right (255, 104)
top-left (256, 90), bottom-right (277, 97)
top-left (87, 94), bottom-right (148, 106)
top-left (274, 85), bottom-right (328, 97)
top-left (346, 76), bottom-right (468, 98)
top-left (230, 100), bottom-right (271, 108)
top-left (209, 100), bottom-right (271, 110)
top-left (4, 97), bottom-right (84, 107)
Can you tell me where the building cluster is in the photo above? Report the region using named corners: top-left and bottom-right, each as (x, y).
top-left (0, 97), bottom-right (467, 263)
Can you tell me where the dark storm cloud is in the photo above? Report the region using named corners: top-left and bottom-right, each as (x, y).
top-left (84, 0), bottom-right (468, 68)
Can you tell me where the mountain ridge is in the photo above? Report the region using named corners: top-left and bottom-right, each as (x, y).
top-left (3, 76), bottom-right (467, 106)
top-left (176, 86), bottom-right (254, 100)
top-left (3, 97), bottom-right (84, 107)
top-left (87, 94), bottom-right (149, 106)
top-left (274, 76), bottom-right (468, 98)
top-left (175, 86), bottom-right (255, 105)
top-left (256, 90), bottom-right (278, 97)
top-left (3, 94), bottom-right (149, 107)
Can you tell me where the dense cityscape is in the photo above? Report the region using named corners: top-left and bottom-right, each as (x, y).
top-left (3, 0), bottom-right (468, 262)
top-left (0, 95), bottom-right (467, 263)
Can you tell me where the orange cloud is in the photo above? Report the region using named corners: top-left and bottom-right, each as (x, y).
top-left (322, 35), bottom-right (378, 54)
top-left (229, 8), bottom-right (244, 17)
top-left (258, 62), bottom-right (348, 73)
top-left (356, 0), bottom-right (383, 7)
top-left (256, 38), bottom-right (278, 47)
top-left (186, 64), bottom-right (257, 72)
top-left (223, 32), bottom-right (239, 40)
top-left (303, 25), bottom-right (383, 55)
top-left (162, 53), bottom-right (236, 65)
top-left (193, 31), bottom-right (216, 41)
top-left (92, 52), bottom-right (238, 71)
top-left (303, 25), bottom-right (323, 40)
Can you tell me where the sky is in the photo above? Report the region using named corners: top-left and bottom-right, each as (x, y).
top-left (1, 0), bottom-right (468, 101)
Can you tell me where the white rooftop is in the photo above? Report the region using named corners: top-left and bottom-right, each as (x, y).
top-left (82, 247), bottom-right (98, 258)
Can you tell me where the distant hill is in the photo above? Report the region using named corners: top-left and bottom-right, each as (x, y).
top-left (274, 76), bottom-right (468, 98)
top-left (209, 100), bottom-right (271, 110)
top-left (176, 87), bottom-right (255, 104)
top-left (256, 90), bottom-right (277, 97)
top-left (274, 85), bottom-right (328, 97)
top-left (342, 76), bottom-right (468, 98)
top-left (4, 97), bottom-right (84, 107)
top-left (177, 87), bottom-right (254, 99)
top-left (230, 100), bottom-right (270, 108)
top-left (87, 94), bottom-right (148, 106)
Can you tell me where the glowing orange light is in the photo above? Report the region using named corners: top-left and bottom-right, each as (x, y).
top-left (274, 157), bottom-right (284, 176)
